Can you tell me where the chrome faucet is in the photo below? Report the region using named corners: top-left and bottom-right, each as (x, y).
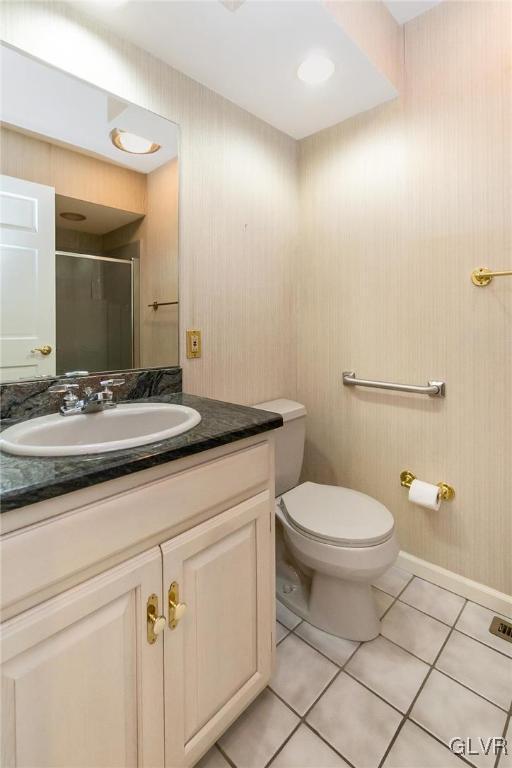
top-left (48, 378), bottom-right (125, 417)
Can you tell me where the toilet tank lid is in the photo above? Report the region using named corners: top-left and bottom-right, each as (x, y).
top-left (252, 399), bottom-right (306, 422)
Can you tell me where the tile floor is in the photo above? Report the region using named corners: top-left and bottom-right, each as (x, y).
top-left (198, 567), bottom-right (512, 768)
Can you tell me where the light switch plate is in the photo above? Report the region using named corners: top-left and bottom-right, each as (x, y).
top-left (186, 329), bottom-right (201, 359)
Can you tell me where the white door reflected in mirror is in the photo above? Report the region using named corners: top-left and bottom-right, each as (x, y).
top-left (0, 175), bottom-right (56, 382)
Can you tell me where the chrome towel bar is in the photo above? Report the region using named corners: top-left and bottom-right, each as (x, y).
top-left (342, 371), bottom-right (445, 398)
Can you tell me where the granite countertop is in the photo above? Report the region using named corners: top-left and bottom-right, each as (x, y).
top-left (0, 393), bottom-right (283, 513)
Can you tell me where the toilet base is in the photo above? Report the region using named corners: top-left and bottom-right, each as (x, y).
top-left (309, 571), bottom-right (380, 641)
top-left (276, 570), bottom-right (380, 642)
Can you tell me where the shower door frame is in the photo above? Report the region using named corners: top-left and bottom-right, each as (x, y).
top-left (55, 250), bottom-right (135, 372)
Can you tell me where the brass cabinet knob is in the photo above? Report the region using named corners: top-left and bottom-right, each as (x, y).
top-left (147, 594), bottom-right (166, 644)
top-left (150, 614), bottom-right (167, 635)
top-left (168, 581), bottom-right (187, 630)
top-left (31, 345), bottom-right (52, 356)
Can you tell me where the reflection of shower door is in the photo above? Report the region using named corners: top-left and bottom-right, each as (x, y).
top-left (56, 251), bottom-right (133, 375)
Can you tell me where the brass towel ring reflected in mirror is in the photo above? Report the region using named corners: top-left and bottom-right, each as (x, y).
top-left (31, 345), bottom-right (52, 355)
top-left (471, 267), bottom-right (512, 286)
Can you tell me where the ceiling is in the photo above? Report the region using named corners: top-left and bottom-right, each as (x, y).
top-left (384, 1), bottom-right (441, 25)
top-left (0, 45), bottom-right (178, 174)
top-left (56, 195), bottom-right (144, 235)
top-left (77, 0), bottom-right (441, 140)
top-left (78, 0), bottom-right (398, 139)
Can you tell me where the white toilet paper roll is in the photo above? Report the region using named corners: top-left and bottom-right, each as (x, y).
top-left (408, 479), bottom-right (441, 511)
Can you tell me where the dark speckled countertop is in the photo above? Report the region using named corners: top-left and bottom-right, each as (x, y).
top-left (0, 394), bottom-right (283, 513)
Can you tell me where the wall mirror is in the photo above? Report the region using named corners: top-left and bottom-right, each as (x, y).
top-left (0, 44), bottom-right (179, 383)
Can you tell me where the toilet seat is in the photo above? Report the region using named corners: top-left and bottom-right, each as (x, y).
top-left (280, 481), bottom-right (394, 548)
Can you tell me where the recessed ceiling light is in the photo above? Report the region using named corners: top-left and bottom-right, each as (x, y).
top-left (220, 0), bottom-right (246, 11)
top-left (110, 128), bottom-right (161, 155)
top-left (90, 0), bottom-right (128, 8)
top-left (297, 54), bottom-right (335, 85)
top-left (60, 212), bottom-right (86, 222)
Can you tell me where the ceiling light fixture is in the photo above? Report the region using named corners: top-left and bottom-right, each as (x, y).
top-left (220, 0), bottom-right (246, 11)
top-left (297, 54), bottom-right (335, 85)
top-left (60, 212), bottom-right (87, 222)
top-left (110, 128), bottom-right (161, 155)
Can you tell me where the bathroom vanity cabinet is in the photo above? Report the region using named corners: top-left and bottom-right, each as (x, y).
top-left (0, 436), bottom-right (276, 768)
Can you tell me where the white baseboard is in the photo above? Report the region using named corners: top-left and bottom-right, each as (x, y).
top-left (396, 551), bottom-right (512, 618)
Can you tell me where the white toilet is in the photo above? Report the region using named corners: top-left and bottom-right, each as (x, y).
top-left (253, 399), bottom-right (399, 641)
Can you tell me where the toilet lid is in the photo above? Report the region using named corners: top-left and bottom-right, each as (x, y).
top-left (281, 482), bottom-right (395, 547)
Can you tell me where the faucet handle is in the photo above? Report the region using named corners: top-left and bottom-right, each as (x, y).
top-left (64, 371), bottom-right (89, 378)
top-left (100, 378), bottom-right (125, 405)
top-left (100, 378), bottom-right (125, 388)
top-left (49, 382), bottom-right (80, 413)
top-left (48, 382), bottom-right (79, 394)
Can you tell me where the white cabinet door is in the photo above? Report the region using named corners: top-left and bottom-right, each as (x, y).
top-left (1, 548), bottom-right (165, 768)
top-left (161, 492), bottom-right (273, 767)
top-left (0, 174), bottom-right (55, 381)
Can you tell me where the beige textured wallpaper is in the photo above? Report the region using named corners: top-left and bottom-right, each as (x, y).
top-left (298, 1), bottom-right (511, 593)
top-left (1, 1), bottom-right (510, 593)
top-left (0, 1), bottom-right (298, 405)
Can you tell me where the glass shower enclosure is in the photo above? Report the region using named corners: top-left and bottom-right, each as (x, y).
top-left (56, 251), bottom-right (133, 375)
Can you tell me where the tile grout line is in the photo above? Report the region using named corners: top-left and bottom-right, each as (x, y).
top-left (379, 571), bottom-right (512, 624)
top-left (262, 720), bottom-right (303, 768)
top-left (400, 574), bottom-right (512, 617)
top-left (378, 596), bottom-right (398, 621)
top-left (304, 721), bottom-right (358, 768)
top-left (267, 669), bottom-right (354, 768)
top-left (382, 573), bottom-right (465, 627)
top-left (215, 741), bottom-right (238, 768)
top-left (384, 606), bottom-right (512, 663)
top-left (265, 620), bottom-right (369, 768)
top-left (373, 629), bottom-right (511, 712)
top-left (383, 580), bottom-right (512, 765)
top-left (494, 709), bottom-right (511, 768)
top-left (374, 570), bottom-right (414, 602)
top-left (450, 626), bottom-right (512, 662)
top-left (275, 621), bottom-right (291, 645)
top-left (395, 595), bottom-right (462, 626)
top-left (433, 667), bottom-right (511, 714)
top-left (223, 599), bottom-right (356, 766)
top-left (406, 719), bottom-right (476, 768)
top-left (288, 627), bottom-right (361, 667)
top-left (343, 668), bottom-right (405, 716)
top-left (372, 586), bottom-right (512, 661)
top-left (343, 638), bottom-right (510, 719)
top-left (274, 582), bottom-right (500, 767)
top-left (379, 625), bottom-right (445, 665)
top-left (377, 597), bottom-right (471, 768)
top-left (272, 593), bottom-right (439, 768)
top-left (232, 577), bottom-right (510, 768)
top-left (277, 580), bottom-right (511, 761)
top-left (395, 593), bottom-right (512, 656)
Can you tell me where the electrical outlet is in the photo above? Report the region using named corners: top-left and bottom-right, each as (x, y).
top-left (186, 329), bottom-right (201, 359)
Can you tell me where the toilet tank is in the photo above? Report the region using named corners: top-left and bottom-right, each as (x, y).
top-left (252, 399), bottom-right (306, 496)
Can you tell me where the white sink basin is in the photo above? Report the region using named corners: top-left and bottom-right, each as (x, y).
top-left (0, 403), bottom-right (202, 457)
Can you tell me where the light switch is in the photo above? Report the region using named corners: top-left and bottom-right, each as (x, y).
top-left (186, 329), bottom-right (201, 359)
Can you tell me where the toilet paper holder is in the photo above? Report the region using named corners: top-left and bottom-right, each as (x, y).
top-left (400, 470), bottom-right (455, 501)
